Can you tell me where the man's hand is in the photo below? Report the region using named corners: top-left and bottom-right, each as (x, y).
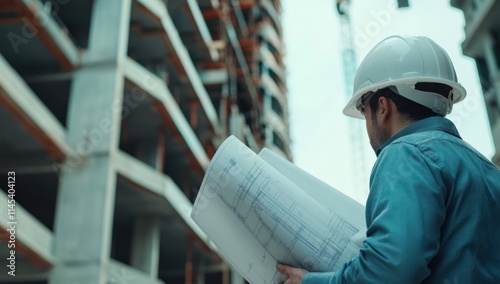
top-left (276, 263), bottom-right (308, 284)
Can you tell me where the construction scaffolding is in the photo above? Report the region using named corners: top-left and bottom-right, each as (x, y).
top-left (0, 0), bottom-right (291, 283)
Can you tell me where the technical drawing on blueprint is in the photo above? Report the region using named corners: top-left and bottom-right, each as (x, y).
top-left (191, 136), bottom-right (366, 284)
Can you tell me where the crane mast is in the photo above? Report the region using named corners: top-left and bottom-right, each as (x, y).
top-left (336, 0), bottom-right (368, 199)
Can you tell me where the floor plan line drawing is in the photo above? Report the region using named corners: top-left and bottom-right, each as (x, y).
top-left (192, 136), bottom-right (366, 284)
top-left (208, 147), bottom-right (360, 272)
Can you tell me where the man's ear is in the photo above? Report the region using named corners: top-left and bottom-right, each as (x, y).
top-left (376, 96), bottom-right (392, 122)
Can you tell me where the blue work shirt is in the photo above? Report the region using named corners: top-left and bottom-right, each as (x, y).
top-left (303, 116), bottom-right (500, 283)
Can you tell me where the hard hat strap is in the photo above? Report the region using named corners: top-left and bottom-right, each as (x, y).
top-left (391, 85), bottom-right (453, 116)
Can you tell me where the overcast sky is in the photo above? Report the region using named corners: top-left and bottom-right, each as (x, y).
top-left (282, 0), bottom-right (495, 204)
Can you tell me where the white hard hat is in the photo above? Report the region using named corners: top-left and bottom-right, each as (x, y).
top-left (343, 35), bottom-right (467, 119)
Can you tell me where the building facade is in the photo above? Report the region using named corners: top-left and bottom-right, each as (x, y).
top-left (0, 0), bottom-right (290, 283)
top-left (451, 0), bottom-right (500, 166)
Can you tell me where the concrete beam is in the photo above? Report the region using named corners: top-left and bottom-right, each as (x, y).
top-left (259, 21), bottom-right (283, 52)
top-left (263, 109), bottom-right (288, 142)
top-left (14, 0), bottom-right (80, 69)
top-left (0, 54), bottom-right (67, 161)
top-left (261, 72), bottom-right (285, 104)
top-left (185, 0), bottom-right (220, 61)
top-left (115, 150), bottom-right (219, 253)
top-left (123, 57), bottom-right (210, 171)
top-left (0, 190), bottom-right (54, 267)
top-left (115, 150), bottom-right (164, 197)
top-left (199, 68), bottom-right (228, 85)
top-left (259, 45), bottom-right (285, 83)
top-left (260, 0), bottom-right (282, 35)
top-left (137, 0), bottom-right (221, 136)
top-left (50, 0), bottom-right (131, 283)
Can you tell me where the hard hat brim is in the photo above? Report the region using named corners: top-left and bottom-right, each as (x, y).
top-left (343, 77), bottom-right (466, 119)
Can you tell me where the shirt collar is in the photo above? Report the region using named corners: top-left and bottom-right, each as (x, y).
top-left (375, 116), bottom-right (462, 156)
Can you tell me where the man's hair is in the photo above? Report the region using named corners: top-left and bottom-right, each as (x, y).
top-left (368, 82), bottom-right (452, 121)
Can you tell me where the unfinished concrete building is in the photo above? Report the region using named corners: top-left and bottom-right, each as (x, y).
top-left (0, 0), bottom-right (290, 283)
top-left (451, 0), bottom-right (500, 166)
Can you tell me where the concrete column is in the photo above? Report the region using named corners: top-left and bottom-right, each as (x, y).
top-left (185, 239), bottom-right (194, 284)
top-left (222, 264), bottom-right (230, 284)
top-left (136, 131), bottom-right (165, 170)
top-left (196, 262), bottom-right (205, 284)
top-left (131, 131), bottom-right (163, 277)
top-left (50, 0), bottom-right (131, 283)
top-left (229, 104), bottom-right (244, 139)
top-left (483, 33), bottom-right (499, 83)
top-left (130, 217), bottom-right (161, 277)
top-left (260, 65), bottom-right (273, 146)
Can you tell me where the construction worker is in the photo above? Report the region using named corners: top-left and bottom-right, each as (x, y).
top-left (277, 35), bottom-right (500, 283)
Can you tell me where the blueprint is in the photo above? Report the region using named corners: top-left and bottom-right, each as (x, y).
top-left (191, 136), bottom-right (366, 284)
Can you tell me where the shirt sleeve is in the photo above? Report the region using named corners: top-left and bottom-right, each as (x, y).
top-left (303, 141), bottom-right (447, 284)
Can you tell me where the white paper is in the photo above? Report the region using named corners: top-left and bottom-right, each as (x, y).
top-left (191, 136), bottom-right (366, 284)
top-left (258, 148), bottom-right (367, 247)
